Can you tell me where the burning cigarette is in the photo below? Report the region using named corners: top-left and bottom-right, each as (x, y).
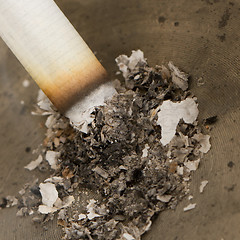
top-left (0, 0), bottom-right (110, 114)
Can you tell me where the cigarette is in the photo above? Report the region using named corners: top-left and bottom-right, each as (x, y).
top-left (0, 0), bottom-right (108, 113)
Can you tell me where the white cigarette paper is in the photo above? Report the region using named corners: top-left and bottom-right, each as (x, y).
top-left (0, 0), bottom-right (110, 113)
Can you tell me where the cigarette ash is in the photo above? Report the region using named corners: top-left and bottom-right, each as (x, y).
top-left (1, 50), bottom-right (212, 239)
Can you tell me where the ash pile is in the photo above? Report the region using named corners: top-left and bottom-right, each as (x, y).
top-left (6, 51), bottom-right (212, 240)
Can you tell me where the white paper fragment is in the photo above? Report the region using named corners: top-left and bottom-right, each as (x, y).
top-left (168, 62), bottom-right (188, 90)
top-left (37, 90), bottom-right (53, 112)
top-left (199, 180), bottom-right (209, 193)
top-left (115, 50), bottom-right (147, 79)
top-left (142, 144), bottom-right (150, 158)
top-left (86, 199), bottom-right (101, 220)
top-left (183, 177), bottom-right (190, 182)
top-left (184, 159), bottom-right (200, 172)
top-left (183, 203), bottom-right (196, 212)
top-left (45, 151), bottom-right (60, 170)
top-left (78, 214), bottom-right (87, 220)
top-left (157, 98), bottom-right (199, 145)
top-left (65, 81), bottom-right (117, 133)
top-left (45, 114), bottom-right (56, 129)
top-left (44, 176), bottom-right (64, 184)
top-left (38, 205), bottom-right (58, 214)
top-left (87, 211), bottom-right (100, 221)
top-left (193, 133), bottom-right (211, 153)
top-left (177, 166), bottom-right (184, 175)
top-left (24, 155), bottom-right (43, 171)
top-left (39, 183), bottom-right (58, 207)
top-left (22, 79), bottom-right (30, 88)
top-left (20, 100), bottom-right (24, 105)
top-left (123, 233), bottom-right (135, 240)
top-left (31, 109), bottom-right (50, 116)
top-left (157, 195), bottom-right (172, 203)
top-left (39, 194), bottom-right (74, 214)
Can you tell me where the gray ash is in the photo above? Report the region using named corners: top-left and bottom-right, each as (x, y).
top-left (8, 51), bottom-right (210, 240)
top-left (55, 63), bottom-right (200, 240)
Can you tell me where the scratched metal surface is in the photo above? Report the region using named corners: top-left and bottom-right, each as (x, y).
top-left (0, 0), bottom-right (240, 239)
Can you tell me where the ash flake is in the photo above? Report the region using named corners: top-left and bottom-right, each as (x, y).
top-left (86, 199), bottom-right (101, 220)
top-left (24, 155), bottom-right (43, 171)
top-left (142, 144), bottom-right (150, 158)
top-left (199, 180), bottom-right (209, 193)
top-left (183, 203), bottom-right (197, 212)
top-left (45, 150), bottom-right (60, 170)
top-left (39, 182), bottom-right (58, 207)
top-left (123, 233), bottom-right (135, 240)
top-left (184, 159), bottom-right (200, 172)
top-left (157, 98), bottom-right (199, 146)
top-left (78, 214), bottom-right (87, 221)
